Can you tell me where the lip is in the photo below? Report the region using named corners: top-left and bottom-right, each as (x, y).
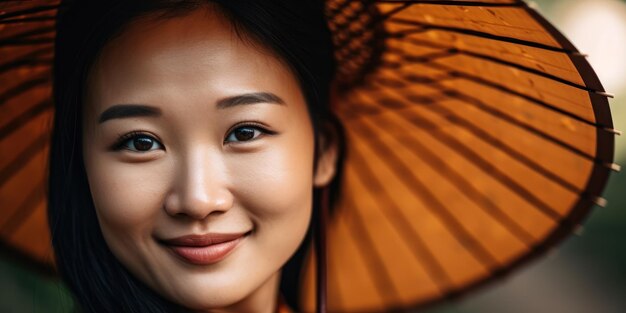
top-left (159, 232), bottom-right (249, 265)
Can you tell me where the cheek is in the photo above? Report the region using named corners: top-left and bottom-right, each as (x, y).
top-left (229, 133), bottom-right (315, 218)
top-left (227, 131), bottom-right (315, 255)
top-left (85, 152), bottom-right (168, 237)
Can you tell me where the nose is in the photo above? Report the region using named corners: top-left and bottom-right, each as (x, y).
top-left (164, 148), bottom-right (234, 220)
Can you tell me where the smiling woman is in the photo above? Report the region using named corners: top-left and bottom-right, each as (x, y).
top-left (0, 0), bottom-right (607, 312)
top-left (80, 7), bottom-right (330, 310)
top-left (49, 1), bottom-right (341, 312)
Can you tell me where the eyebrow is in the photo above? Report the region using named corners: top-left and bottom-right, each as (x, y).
top-left (98, 92), bottom-right (285, 123)
top-left (98, 104), bottom-right (161, 124)
top-left (216, 92), bottom-right (285, 109)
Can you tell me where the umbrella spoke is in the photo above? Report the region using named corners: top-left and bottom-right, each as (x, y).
top-left (0, 76), bottom-right (50, 106)
top-left (375, 69), bottom-right (592, 192)
top-left (347, 88), bottom-right (564, 222)
top-left (388, 36), bottom-right (595, 93)
top-left (0, 25), bottom-right (55, 43)
top-left (346, 114), bottom-right (501, 270)
top-left (376, 1), bottom-right (523, 7)
top-left (377, 2), bottom-right (411, 21)
top-left (0, 131), bottom-right (48, 187)
top-left (0, 99), bottom-right (51, 141)
top-left (425, 60), bottom-right (601, 128)
top-left (0, 37), bottom-right (54, 46)
top-left (356, 108), bottom-right (541, 247)
top-left (0, 179), bottom-right (44, 237)
top-left (326, 235), bottom-right (345, 310)
top-left (389, 17), bottom-right (572, 54)
top-left (339, 187), bottom-right (403, 305)
top-left (0, 46), bottom-right (53, 73)
top-left (0, 4), bottom-right (59, 22)
top-left (347, 137), bottom-right (455, 292)
top-left (372, 71), bottom-right (597, 162)
top-left (379, 48), bottom-right (600, 132)
top-left (348, 88), bottom-right (563, 232)
top-left (0, 15), bottom-right (56, 25)
top-left (388, 48), bottom-right (458, 65)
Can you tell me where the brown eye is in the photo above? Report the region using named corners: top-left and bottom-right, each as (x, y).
top-left (225, 126), bottom-right (263, 143)
top-left (118, 134), bottom-right (163, 152)
top-left (133, 136), bottom-right (155, 151)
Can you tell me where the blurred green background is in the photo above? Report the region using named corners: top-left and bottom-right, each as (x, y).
top-left (1, 0), bottom-right (625, 312)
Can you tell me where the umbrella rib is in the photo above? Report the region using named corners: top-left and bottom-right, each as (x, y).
top-left (378, 53), bottom-right (598, 160)
top-left (355, 92), bottom-right (545, 244)
top-left (326, 0), bottom-right (356, 16)
top-left (0, 57), bottom-right (52, 72)
top-left (0, 15), bottom-right (56, 24)
top-left (387, 49), bottom-right (458, 65)
top-left (348, 135), bottom-right (455, 292)
top-left (373, 0), bottom-right (524, 27)
top-left (0, 37), bottom-right (54, 46)
top-left (330, 13), bottom-right (391, 49)
top-left (377, 70), bottom-right (589, 193)
top-left (0, 131), bottom-right (49, 187)
top-left (378, 3), bottom-right (412, 21)
top-left (339, 185), bottom-right (404, 305)
top-left (0, 99), bottom-right (51, 141)
top-left (0, 4), bottom-right (59, 21)
top-left (0, 46), bottom-right (53, 73)
top-left (346, 110), bottom-right (501, 269)
top-left (348, 89), bottom-right (564, 222)
top-left (326, 235), bottom-right (345, 311)
top-left (389, 18), bottom-right (572, 54)
top-left (399, 36), bottom-right (573, 73)
top-left (376, 0), bottom-right (524, 7)
top-left (329, 1), bottom-right (415, 50)
top-left (0, 179), bottom-right (44, 237)
top-left (0, 76), bottom-right (50, 106)
top-left (0, 25), bottom-right (55, 44)
top-left (426, 60), bottom-right (603, 129)
top-left (329, 1), bottom-right (382, 32)
top-left (380, 50), bottom-right (600, 133)
top-left (389, 36), bottom-right (596, 94)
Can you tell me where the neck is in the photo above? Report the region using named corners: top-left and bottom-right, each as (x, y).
top-left (197, 272), bottom-right (281, 313)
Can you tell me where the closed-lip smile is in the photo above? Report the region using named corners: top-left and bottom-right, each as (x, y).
top-left (159, 232), bottom-right (250, 265)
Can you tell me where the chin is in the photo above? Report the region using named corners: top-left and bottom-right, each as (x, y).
top-left (168, 285), bottom-right (246, 311)
top-left (162, 271), bottom-right (265, 311)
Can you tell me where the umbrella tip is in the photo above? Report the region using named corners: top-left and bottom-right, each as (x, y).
top-left (603, 128), bottom-right (622, 136)
top-left (524, 1), bottom-right (540, 10)
top-left (593, 197), bottom-right (608, 208)
top-left (604, 163), bottom-right (622, 172)
top-left (595, 90), bottom-right (615, 98)
top-left (571, 51), bottom-right (589, 58)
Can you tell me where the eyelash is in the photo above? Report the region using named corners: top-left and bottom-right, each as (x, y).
top-left (224, 122), bottom-right (276, 144)
top-left (112, 123), bottom-right (275, 152)
top-left (112, 131), bottom-right (162, 152)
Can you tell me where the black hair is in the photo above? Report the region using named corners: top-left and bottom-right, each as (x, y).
top-left (48, 0), bottom-right (346, 312)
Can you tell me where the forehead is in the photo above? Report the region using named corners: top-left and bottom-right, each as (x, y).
top-left (85, 6), bottom-right (302, 114)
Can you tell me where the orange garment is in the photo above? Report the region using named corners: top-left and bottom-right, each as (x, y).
top-left (276, 295), bottom-right (293, 313)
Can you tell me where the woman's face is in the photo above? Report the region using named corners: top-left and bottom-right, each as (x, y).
top-left (82, 8), bottom-right (334, 312)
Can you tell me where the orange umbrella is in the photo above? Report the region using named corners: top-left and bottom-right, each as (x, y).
top-left (0, 0), bottom-right (618, 312)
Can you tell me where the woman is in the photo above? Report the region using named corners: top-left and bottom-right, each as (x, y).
top-left (9, 0), bottom-right (609, 312)
top-left (49, 0), bottom-right (342, 312)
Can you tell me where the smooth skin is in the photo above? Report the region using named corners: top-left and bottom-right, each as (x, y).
top-left (82, 7), bottom-right (337, 313)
